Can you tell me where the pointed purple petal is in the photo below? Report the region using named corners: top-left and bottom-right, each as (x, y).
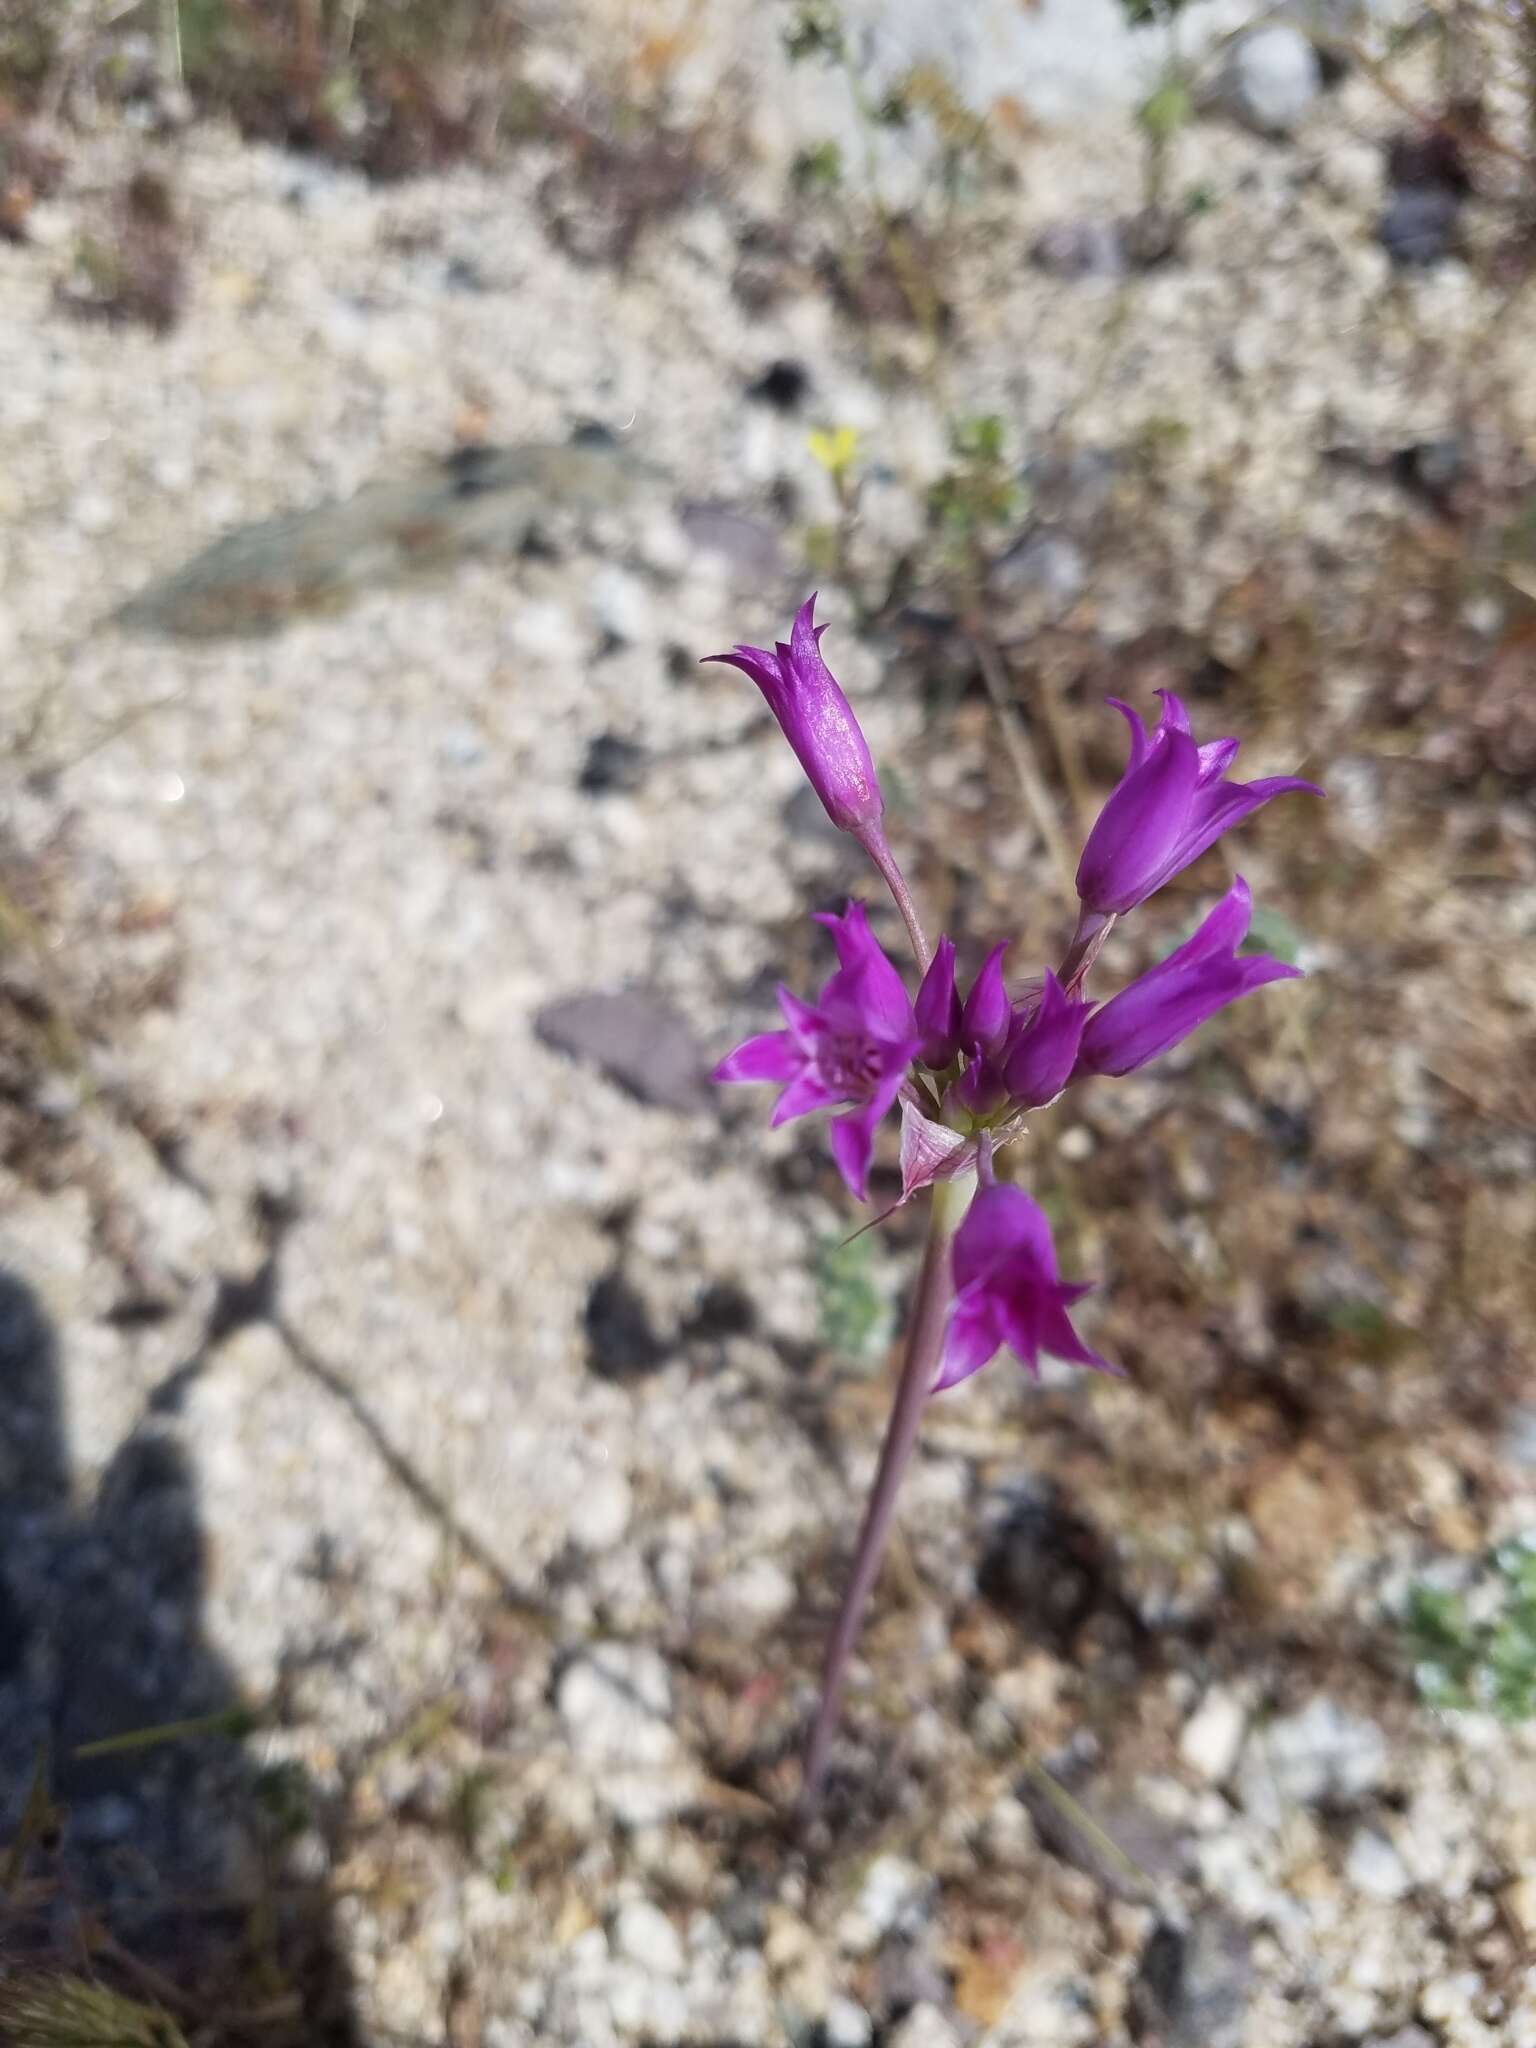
top-left (961, 942), bottom-right (1012, 1057)
top-left (933, 1297), bottom-right (1003, 1392)
top-left (776, 984), bottom-right (826, 1048)
top-left (1168, 774), bottom-right (1323, 876)
top-left (997, 1288), bottom-right (1047, 1378)
top-left (1002, 970), bottom-right (1093, 1109)
top-left (1196, 736), bottom-right (1241, 782)
top-left (770, 1071), bottom-right (844, 1126)
top-left (1152, 688), bottom-right (1192, 738)
top-left (1170, 874), bottom-right (1254, 964)
top-left (814, 901), bottom-right (914, 1039)
top-left (829, 1106), bottom-right (877, 1201)
top-left (1106, 698), bottom-right (1152, 773)
top-left (1038, 1296), bottom-right (1117, 1375)
top-left (713, 1031), bottom-right (801, 1085)
top-left (915, 935), bottom-right (962, 1067)
top-left (788, 592), bottom-right (826, 672)
top-left (702, 643), bottom-right (789, 715)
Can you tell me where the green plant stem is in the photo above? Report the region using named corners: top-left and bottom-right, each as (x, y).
top-left (799, 1173), bottom-right (971, 1823)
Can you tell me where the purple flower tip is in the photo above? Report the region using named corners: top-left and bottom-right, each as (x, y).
top-left (1076, 689), bottom-right (1321, 917)
top-left (1002, 971), bottom-right (1093, 1109)
top-left (1074, 875), bottom-right (1303, 1079)
top-left (704, 595), bottom-right (884, 838)
top-left (960, 942), bottom-right (1012, 1058)
top-left (915, 935), bottom-right (962, 1068)
top-left (935, 1182), bottom-right (1117, 1392)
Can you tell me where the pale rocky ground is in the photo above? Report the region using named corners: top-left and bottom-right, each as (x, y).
top-left (3, 4), bottom-right (1536, 2046)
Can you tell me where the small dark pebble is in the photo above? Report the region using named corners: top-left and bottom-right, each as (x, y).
top-left (685, 1280), bottom-right (757, 1342)
top-left (1387, 123), bottom-right (1474, 197)
top-left (1388, 436), bottom-right (1463, 511)
top-left (584, 1270), bottom-right (670, 1383)
top-left (534, 987), bottom-right (710, 1111)
top-left (977, 1488), bottom-right (1113, 1651)
top-left (1129, 1914), bottom-right (1254, 2048)
top-left (679, 500), bottom-right (787, 584)
top-left (747, 358), bottom-right (810, 411)
top-left (579, 733), bottom-right (648, 795)
top-left (1377, 184), bottom-right (1461, 267)
top-left (1118, 205), bottom-right (1182, 271)
top-left (1031, 217), bottom-right (1125, 279)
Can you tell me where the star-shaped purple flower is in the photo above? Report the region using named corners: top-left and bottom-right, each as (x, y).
top-left (714, 901), bottom-right (919, 1201)
top-left (1076, 689), bottom-right (1320, 917)
top-left (935, 1181), bottom-right (1116, 1392)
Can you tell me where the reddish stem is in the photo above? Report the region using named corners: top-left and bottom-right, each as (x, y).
top-left (856, 822), bottom-right (931, 976)
top-left (1058, 907), bottom-right (1116, 996)
top-left (798, 1179), bottom-right (966, 1823)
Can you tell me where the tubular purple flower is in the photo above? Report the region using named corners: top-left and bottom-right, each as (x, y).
top-left (713, 903), bottom-right (919, 1202)
top-left (1002, 971), bottom-right (1093, 1109)
top-left (915, 936), bottom-right (961, 1068)
top-left (1076, 690), bottom-right (1321, 916)
top-left (935, 1182), bottom-right (1115, 1393)
top-left (1074, 875), bottom-right (1303, 1079)
top-left (704, 594), bottom-right (883, 838)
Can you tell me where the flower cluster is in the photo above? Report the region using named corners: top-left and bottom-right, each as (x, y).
top-left (712, 596), bottom-right (1319, 1391)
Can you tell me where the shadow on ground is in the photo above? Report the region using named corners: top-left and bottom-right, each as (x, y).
top-left (0, 1266), bottom-right (357, 2045)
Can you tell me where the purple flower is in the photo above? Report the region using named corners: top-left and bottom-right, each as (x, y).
top-left (935, 1182), bottom-right (1114, 1392)
top-left (714, 901), bottom-right (918, 1201)
top-left (915, 935), bottom-right (961, 1068)
top-left (705, 595), bottom-right (884, 838)
top-left (1075, 876), bottom-right (1302, 1078)
top-left (1001, 971), bottom-right (1092, 1108)
top-left (1076, 690), bottom-right (1320, 917)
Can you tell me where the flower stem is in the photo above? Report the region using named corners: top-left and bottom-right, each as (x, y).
top-left (856, 823), bottom-right (931, 975)
top-left (1058, 907), bottom-right (1116, 996)
top-left (799, 1174), bottom-right (970, 1824)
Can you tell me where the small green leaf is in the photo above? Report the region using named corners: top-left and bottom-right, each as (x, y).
top-left (1242, 904), bottom-right (1307, 966)
top-left (816, 1233), bottom-right (888, 1360)
top-left (791, 140), bottom-right (844, 194)
top-left (1137, 78), bottom-right (1191, 144)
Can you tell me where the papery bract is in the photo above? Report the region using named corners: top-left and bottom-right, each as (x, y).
top-left (1075, 875), bottom-right (1301, 1078)
top-left (935, 1182), bottom-right (1115, 1392)
top-left (898, 1098), bottom-right (974, 1198)
top-left (1076, 690), bottom-right (1320, 916)
top-left (705, 594), bottom-right (884, 838)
